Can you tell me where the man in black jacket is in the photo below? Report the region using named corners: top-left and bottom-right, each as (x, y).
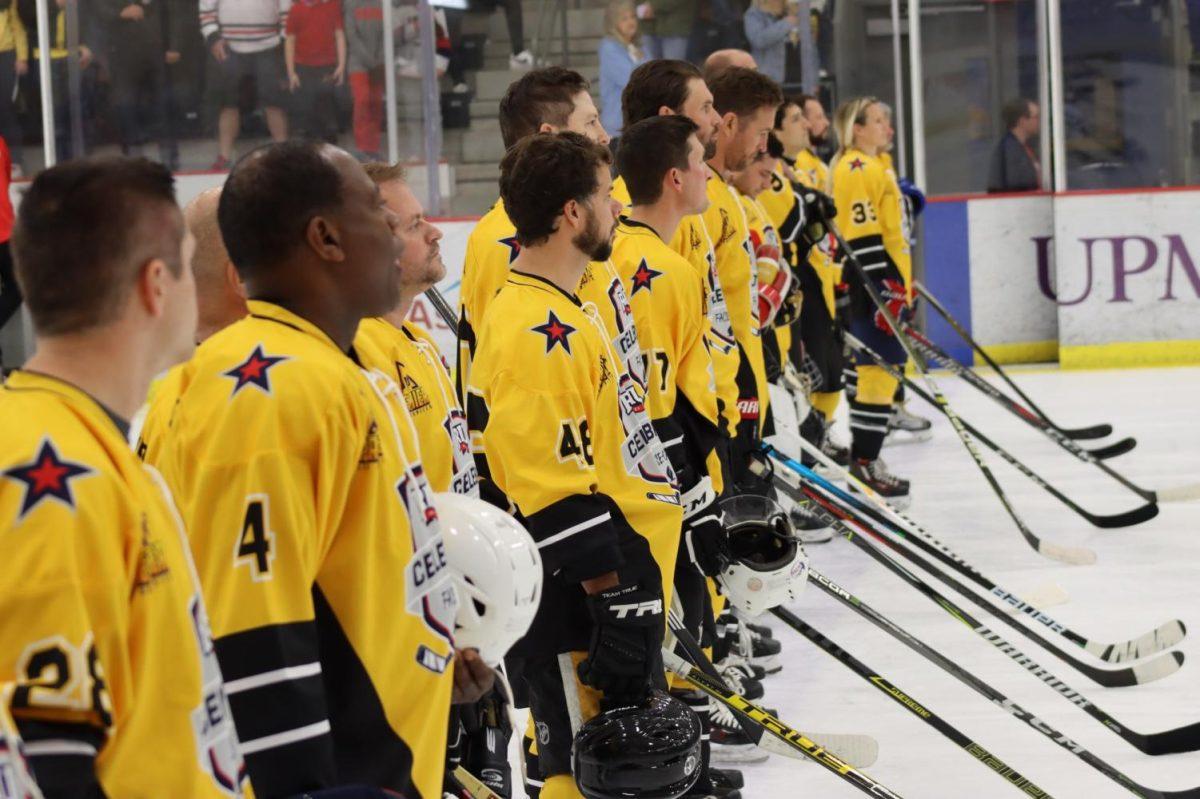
top-left (987, 97), bottom-right (1041, 193)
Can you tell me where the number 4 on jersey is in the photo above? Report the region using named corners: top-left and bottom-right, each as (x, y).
top-left (235, 495), bottom-right (276, 581)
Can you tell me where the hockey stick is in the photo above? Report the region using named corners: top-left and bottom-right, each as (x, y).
top-left (664, 603), bottom-right (879, 767)
top-left (773, 604), bottom-right (1056, 798)
top-left (660, 648), bottom-right (907, 798)
top-left (847, 332), bottom-right (1158, 531)
top-left (914, 280), bottom-right (1112, 440)
top-left (768, 463), bottom-right (1200, 757)
top-left (789, 570), bottom-right (1200, 798)
top-left (902, 324), bottom-right (1137, 462)
top-left (830, 224), bottom-right (1095, 563)
top-left (424, 286), bottom-right (459, 329)
top-left (765, 434), bottom-right (1185, 664)
top-left (767, 447), bottom-right (1184, 688)
top-left (450, 767), bottom-right (503, 799)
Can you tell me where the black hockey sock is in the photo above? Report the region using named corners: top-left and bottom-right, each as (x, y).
top-left (799, 408), bottom-right (826, 467)
top-left (849, 399), bottom-right (892, 461)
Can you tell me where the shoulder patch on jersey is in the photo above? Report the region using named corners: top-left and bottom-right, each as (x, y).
top-left (498, 234), bottom-right (522, 264)
top-left (531, 310), bottom-right (577, 355)
top-left (715, 208), bottom-right (735, 249)
top-left (848, 157), bottom-right (866, 172)
top-left (3, 437), bottom-right (94, 521)
top-left (398, 369), bottom-right (432, 415)
top-left (222, 345), bottom-right (290, 397)
top-left (359, 419), bottom-right (383, 467)
top-left (688, 223), bottom-right (701, 252)
top-left (630, 259), bottom-right (663, 295)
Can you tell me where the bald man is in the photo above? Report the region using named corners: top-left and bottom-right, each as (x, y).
top-left (703, 48), bottom-right (757, 76)
top-left (133, 187), bottom-right (248, 452)
top-left (186, 187), bottom-right (248, 343)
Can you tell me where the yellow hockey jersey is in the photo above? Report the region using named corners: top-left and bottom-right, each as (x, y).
top-left (146, 301), bottom-right (456, 799)
top-left (0, 371), bottom-right (246, 798)
top-left (832, 148), bottom-right (911, 315)
top-left (607, 218), bottom-right (723, 496)
top-left (612, 175), bottom-right (740, 435)
top-left (702, 172), bottom-right (770, 434)
top-left (456, 199), bottom-right (519, 404)
top-left (355, 317), bottom-right (479, 497)
top-left (467, 271), bottom-right (683, 655)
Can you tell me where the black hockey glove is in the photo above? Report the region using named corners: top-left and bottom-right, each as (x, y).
top-left (577, 582), bottom-right (663, 704)
top-left (798, 189), bottom-right (838, 256)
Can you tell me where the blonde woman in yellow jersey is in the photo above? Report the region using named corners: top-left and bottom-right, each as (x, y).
top-left (1, 160), bottom-right (247, 797)
top-left (830, 97), bottom-right (913, 501)
top-left (456, 67), bottom-right (609, 404)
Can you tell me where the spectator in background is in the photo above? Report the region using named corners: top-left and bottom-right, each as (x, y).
top-left (743, 0), bottom-right (798, 84)
top-left (20, 0), bottom-right (97, 161)
top-left (344, 0), bottom-right (387, 160)
top-left (478, 0), bottom-right (531, 70)
top-left (285, 0), bottom-right (345, 143)
top-left (99, 0), bottom-right (184, 170)
top-left (703, 47), bottom-right (755, 74)
top-left (987, 97), bottom-right (1041, 193)
top-left (599, 0), bottom-right (644, 136)
top-left (0, 3), bottom-right (25, 174)
top-left (200, 0), bottom-right (290, 169)
top-left (639, 0), bottom-right (693, 60)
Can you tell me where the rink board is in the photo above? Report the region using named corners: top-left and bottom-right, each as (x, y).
top-left (924, 188), bottom-right (1200, 368)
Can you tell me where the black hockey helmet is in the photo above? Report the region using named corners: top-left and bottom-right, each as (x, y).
top-left (572, 689), bottom-right (703, 799)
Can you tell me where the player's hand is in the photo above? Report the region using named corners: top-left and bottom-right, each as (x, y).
top-left (451, 648), bottom-right (495, 705)
top-left (684, 507), bottom-right (730, 578)
top-left (801, 188), bottom-right (836, 223)
top-left (578, 582), bottom-right (662, 704)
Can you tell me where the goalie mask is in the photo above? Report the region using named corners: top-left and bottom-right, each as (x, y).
top-left (434, 492), bottom-right (543, 665)
top-left (715, 494), bottom-right (809, 616)
top-left (573, 689), bottom-right (703, 799)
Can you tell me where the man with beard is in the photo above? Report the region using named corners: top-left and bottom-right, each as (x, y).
top-left (455, 67), bottom-right (609, 404)
top-left (702, 66), bottom-right (782, 493)
top-left (467, 132), bottom-right (684, 799)
top-left (145, 141), bottom-right (461, 798)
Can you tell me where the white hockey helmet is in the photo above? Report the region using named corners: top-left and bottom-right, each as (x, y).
top-left (434, 492), bottom-right (543, 665)
top-left (715, 494), bottom-right (809, 617)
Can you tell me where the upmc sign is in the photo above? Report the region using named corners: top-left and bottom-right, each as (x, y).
top-left (1051, 189), bottom-right (1200, 367)
top-left (922, 189), bottom-right (1200, 369)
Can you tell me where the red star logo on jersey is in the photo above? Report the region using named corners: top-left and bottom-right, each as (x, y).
top-left (630, 259), bottom-right (663, 295)
top-left (531, 310), bottom-right (576, 355)
top-left (498, 235), bottom-right (522, 264)
top-left (223, 345), bottom-right (290, 397)
top-left (873, 278), bottom-right (908, 335)
top-left (848, 157), bottom-right (866, 172)
top-left (4, 438), bottom-right (94, 521)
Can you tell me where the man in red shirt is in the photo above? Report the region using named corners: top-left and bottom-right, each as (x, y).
top-left (285, 0), bottom-right (346, 142)
top-left (0, 136), bottom-right (17, 364)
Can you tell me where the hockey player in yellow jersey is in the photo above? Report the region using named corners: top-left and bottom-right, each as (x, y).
top-left (615, 60), bottom-right (739, 439)
top-left (831, 97), bottom-right (913, 501)
top-left (134, 187), bottom-right (248, 457)
top-left (456, 67), bottom-right (610, 403)
top-left (764, 95), bottom-right (852, 468)
top-left (701, 66), bottom-right (783, 492)
top-left (356, 163), bottom-right (479, 498)
top-left (0, 159), bottom-right (247, 797)
top-left (145, 142), bottom-right (466, 798)
top-left (468, 133), bottom-right (686, 799)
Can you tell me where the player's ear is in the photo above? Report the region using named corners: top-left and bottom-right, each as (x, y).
top-left (306, 214), bottom-right (344, 262)
top-left (538, 121), bottom-right (557, 134)
top-left (224, 259), bottom-right (247, 301)
top-left (721, 111), bottom-right (738, 136)
top-left (135, 257), bottom-right (170, 319)
top-left (657, 105), bottom-right (674, 117)
top-left (563, 198), bottom-right (583, 230)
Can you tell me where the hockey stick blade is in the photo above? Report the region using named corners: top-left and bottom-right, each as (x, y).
top-left (1007, 582), bottom-right (1069, 611)
top-left (452, 767), bottom-right (503, 799)
top-left (1062, 423), bottom-right (1114, 440)
top-left (660, 649), bottom-right (905, 798)
top-left (803, 567), bottom-right (1200, 797)
top-left (1087, 437), bottom-right (1138, 460)
top-left (1035, 538), bottom-right (1097, 565)
top-left (1086, 620), bottom-right (1188, 664)
top-left (764, 435), bottom-right (1185, 662)
top-left (774, 606), bottom-right (1058, 798)
top-left (1155, 481), bottom-right (1200, 503)
top-left (1085, 500), bottom-right (1159, 530)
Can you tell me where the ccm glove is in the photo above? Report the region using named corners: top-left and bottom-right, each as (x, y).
top-left (681, 477), bottom-right (730, 577)
top-left (577, 582), bottom-right (663, 703)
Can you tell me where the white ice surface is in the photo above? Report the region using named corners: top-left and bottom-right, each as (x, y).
top-left (512, 364), bottom-right (1200, 799)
